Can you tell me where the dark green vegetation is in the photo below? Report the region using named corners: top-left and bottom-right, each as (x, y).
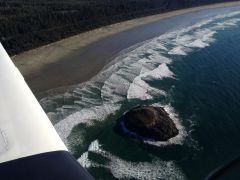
top-left (0, 0), bottom-right (237, 55)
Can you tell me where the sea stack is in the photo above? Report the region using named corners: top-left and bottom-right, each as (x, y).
top-left (116, 106), bottom-right (179, 141)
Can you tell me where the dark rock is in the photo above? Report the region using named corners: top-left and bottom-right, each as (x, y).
top-left (119, 106), bottom-right (179, 141)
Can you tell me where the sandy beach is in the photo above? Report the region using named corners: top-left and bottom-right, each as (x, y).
top-left (12, 1), bottom-right (240, 96)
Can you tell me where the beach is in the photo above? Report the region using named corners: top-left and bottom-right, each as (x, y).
top-left (26, 3), bottom-right (240, 179)
top-left (12, 1), bottom-right (240, 97)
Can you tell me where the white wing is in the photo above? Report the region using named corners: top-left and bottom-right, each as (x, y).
top-left (0, 43), bottom-right (93, 179)
top-left (0, 43), bottom-right (67, 163)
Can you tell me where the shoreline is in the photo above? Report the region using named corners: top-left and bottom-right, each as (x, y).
top-left (12, 1), bottom-right (240, 96)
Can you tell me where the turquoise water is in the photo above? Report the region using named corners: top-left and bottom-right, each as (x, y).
top-left (41, 7), bottom-right (240, 179)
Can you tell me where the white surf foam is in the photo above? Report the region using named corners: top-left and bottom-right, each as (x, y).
top-left (126, 62), bottom-right (174, 100)
top-left (214, 10), bottom-right (240, 20)
top-left (127, 63), bottom-right (174, 100)
top-left (168, 46), bottom-right (188, 56)
top-left (78, 140), bottom-right (186, 180)
top-left (54, 104), bottom-right (120, 146)
top-left (213, 18), bottom-right (240, 29)
top-left (187, 39), bottom-right (209, 48)
top-left (108, 157), bottom-right (185, 180)
top-left (127, 76), bottom-right (155, 100)
top-left (143, 63), bottom-right (174, 80)
top-left (40, 9), bottom-right (240, 150)
top-left (78, 152), bottom-right (91, 168)
top-left (101, 73), bottom-right (130, 103)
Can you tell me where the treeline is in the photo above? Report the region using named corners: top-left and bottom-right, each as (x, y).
top-left (0, 0), bottom-right (237, 55)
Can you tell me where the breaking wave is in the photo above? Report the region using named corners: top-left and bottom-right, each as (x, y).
top-left (39, 9), bottom-right (240, 179)
top-left (78, 140), bottom-right (186, 180)
top-left (41, 10), bottom-right (240, 147)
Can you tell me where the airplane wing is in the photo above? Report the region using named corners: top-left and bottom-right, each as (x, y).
top-left (0, 43), bottom-right (93, 180)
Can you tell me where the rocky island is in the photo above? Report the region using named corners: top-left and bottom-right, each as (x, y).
top-left (115, 106), bottom-right (179, 141)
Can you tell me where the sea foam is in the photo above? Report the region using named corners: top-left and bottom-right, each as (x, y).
top-left (78, 140), bottom-right (186, 180)
top-left (39, 9), bottom-right (240, 151)
top-left (54, 103), bottom-right (120, 146)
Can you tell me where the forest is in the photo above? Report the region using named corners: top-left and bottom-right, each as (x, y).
top-left (0, 0), bottom-right (237, 55)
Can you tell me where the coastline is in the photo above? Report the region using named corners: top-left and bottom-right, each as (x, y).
top-left (12, 1), bottom-right (240, 96)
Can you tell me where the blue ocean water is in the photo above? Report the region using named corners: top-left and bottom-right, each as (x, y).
top-left (41, 7), bottom-right (240, 179)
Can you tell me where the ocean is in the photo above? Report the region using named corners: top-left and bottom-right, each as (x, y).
top-left (40, 6), bottom-right (240, 179)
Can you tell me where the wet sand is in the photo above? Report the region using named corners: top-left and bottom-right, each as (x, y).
top-left (12, 1), bottom-right (240, 97)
